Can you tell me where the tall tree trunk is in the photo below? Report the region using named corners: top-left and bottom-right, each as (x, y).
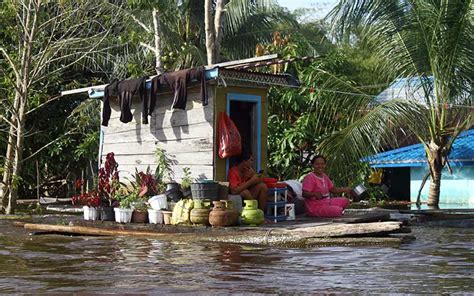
top-left (0, 86), bottom-right (21, 213)
top-left (204, 0), bottom-right (226, 65)
top-left (213, 0), bottom-right (226, 64)
top-left (5, 92), bottom-right (28, 214)
top-left (3, 0), bottom-right (36, 214)
top-left (204, 0), bottom-right (216, 65)
top-left (152, 8), bottom-right (163, 75)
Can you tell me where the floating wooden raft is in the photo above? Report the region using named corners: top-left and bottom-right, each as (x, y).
top-left (22, 220), bottom-right (413, 248)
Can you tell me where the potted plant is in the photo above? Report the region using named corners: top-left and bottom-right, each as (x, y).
top-left (72, 190), bottom-right (101, 221)
top-left (113, 188), bottom-right (134, 223)
top-left (98, 152), bottom-right (120, 221)
top-left (130, 190), bottom-right (149, 223)
top-left (180, 167), bottom-right (194, 198)
top-left (154, 147), bottom-right (176, 194)
top-left (128, 167), bottom-right (164, 223)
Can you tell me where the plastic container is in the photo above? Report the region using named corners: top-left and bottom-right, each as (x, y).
top-left (162, 211), bottom-right (173, 225)
top-left (114, 208), bottom-right (133, 223)
top-left (165, 188), bottom-right (183, 202)
top-left (148, 194), bottom-right (168, 210)
top-left (285, 203), bottom-right (295, 220)
top-left (83, 206), bottom-right (99, 221)
top-left (262, 177), bottom-right (278, 184)
top-left (99, 206), bottom-right (115, 221)
top-left (148, 209), bottom-right (163, 224)
top-left (227, 195), bottom-right (243, 214)
top-left (191, 182), bottom-right (219, 200)
top-left (353, 184), bottom-right (367, 196)
top-left (267, 182), bottom-right (286, 188)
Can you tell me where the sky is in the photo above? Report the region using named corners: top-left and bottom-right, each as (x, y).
top-left (277, 0), bottom-right (337, 19)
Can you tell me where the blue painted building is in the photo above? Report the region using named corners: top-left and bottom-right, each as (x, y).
top-left (367, 129), bottom-right (474, 207)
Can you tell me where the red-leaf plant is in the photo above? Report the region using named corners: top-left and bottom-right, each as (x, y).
top-left (71, 190), bottom-right (100, 208)
top-left (98, 152), bottom-right (120, 207)
top-left (131, 167), bottom-right (159, 198)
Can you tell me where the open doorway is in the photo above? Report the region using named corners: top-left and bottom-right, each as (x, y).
top-left (226, 93), bottom-right (262, 175)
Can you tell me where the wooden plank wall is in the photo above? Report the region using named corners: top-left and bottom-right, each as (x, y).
top-left (101, 86), bottom-right (215, 182)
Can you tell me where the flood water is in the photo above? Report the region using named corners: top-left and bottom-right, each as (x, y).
top-left (0, 220), bottom-right (473, 294)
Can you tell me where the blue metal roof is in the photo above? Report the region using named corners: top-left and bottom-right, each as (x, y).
top-left (367, 129), bottom-right (474, 168)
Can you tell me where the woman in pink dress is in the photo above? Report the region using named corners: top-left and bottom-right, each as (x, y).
top-left (302, 155), bottom-right (351, 218)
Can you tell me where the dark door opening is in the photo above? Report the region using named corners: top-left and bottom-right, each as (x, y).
top-left (229, 100), bottom-right (257, 168)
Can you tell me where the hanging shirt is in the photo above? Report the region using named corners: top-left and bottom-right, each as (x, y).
top-left (101, 77), bottom-right (148, 126)
top-left (160, 66), bottom-right (208, 110)
top-left (302, 172), bottom-right (334, 198)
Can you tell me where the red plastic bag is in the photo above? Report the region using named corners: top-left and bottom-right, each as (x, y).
top-left (218, 112), bottom-right (241, 159)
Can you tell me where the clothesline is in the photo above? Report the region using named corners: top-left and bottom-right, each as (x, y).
top-left (218, 75), bottom-right (474, 109)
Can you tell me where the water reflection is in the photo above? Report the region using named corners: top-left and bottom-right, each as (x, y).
top-left (0, 220), bottom-right (473, 294)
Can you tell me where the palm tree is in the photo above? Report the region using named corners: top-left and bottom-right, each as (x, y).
top-left (320, 0), bottom-right (473, 206)
top-left (122, 0), bottom-right (296, 69)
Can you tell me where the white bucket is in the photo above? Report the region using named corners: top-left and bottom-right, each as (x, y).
top-left (148, 194), bottom-right (168, 210)
top-left (353, 184), bottom-right (367, 196)
top-left (83, 206), bottom-right (99, 221)
top-left (227, 194), bottom-right (243, 213)
top-left (114, 208), bottom-right (133, 223)
top-left (148, 209), bottom-right (163, 224)
top-left (285, 203), bottom-right (296, 220)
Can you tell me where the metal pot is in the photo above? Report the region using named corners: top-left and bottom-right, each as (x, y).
top-left (353, 184), bottom-right (367, 196)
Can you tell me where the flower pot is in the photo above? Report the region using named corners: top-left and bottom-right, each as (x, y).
top-left (162, 211), bottom-right (173, 225)
top-left (148, 209), bottom-right (163, 224)
top-left (149, 194), bottom-right (168, 210)
top-left (131, 210), bottom-right (148, 223)
top-left (99, 206), bottom-right (115, 221)
top-left (166, 182), bottom-right (180, 191)
top-left (114, 208), bottom-right (133, 223)
top-left (191, 182), bottom-right (219, 200)
top-left (182, 189), bottom-right (192, 198)
top-left (165, 188), bottom-right (183, 202)
top-left (83, 206), bottom-right (99, 221)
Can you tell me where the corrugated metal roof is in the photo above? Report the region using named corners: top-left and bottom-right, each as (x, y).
top-left (367, 129), bottom-right (474, 168)
top-left (375, 76), bottom-right (434, 104)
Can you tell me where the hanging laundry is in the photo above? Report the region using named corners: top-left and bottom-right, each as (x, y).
top-left (160, 66), bottom-right (208, 110)
top-left (101, 77), bottom-right (148, 126)
top-left (149, 74), bottom-right (162, 116)
top-left (101, 80), bottom-right (119, 126)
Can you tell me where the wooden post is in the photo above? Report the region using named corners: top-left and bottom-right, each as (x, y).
top-left (36, 161), bottom-right (40, 203)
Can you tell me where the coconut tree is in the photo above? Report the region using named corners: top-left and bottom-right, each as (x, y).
top-left (114, 0), bottom-right (295, 71)
top-left (320, 0), bottom-right (473, 206)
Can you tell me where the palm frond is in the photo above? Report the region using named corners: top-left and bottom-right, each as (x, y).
top-left (318, 99), bottom-right (429, 175)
